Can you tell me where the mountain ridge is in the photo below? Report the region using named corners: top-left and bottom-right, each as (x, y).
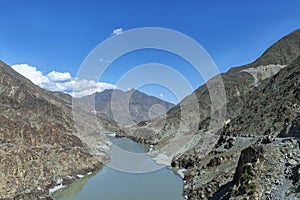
top-left (128, 28), bottom-right (300, 141)
top-left (229, 28), bottom-right (300, 73)
top-left (0, 61), bottom-right (109, 199)
top-left (121, 28), bottom-right (300, 199)
top-left (80, 88), bottom-right (174, 125)
top-left (173, 31), bottom-right (300, 199)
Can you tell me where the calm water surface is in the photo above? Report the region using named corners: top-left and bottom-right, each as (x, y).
top-left (52, 138), bottom-right (184, 200)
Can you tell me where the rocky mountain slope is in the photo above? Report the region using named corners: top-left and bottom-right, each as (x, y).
top-left (80, 89), bottom-right (174, 125)
top-left (177, 55), bottom-right (300, 200)
top-left (124, 29), bottom-right (300, 166)
top-left (2, 27), bottom-right (300, 199)
top-left (51, 91), bottom-right (121, 133)
top-left (0, 61), bottom-right (112, 199)
top-left (174, 30), bottom-right (300, 200)
top-left (158, 29), bottom-right (300, 133)
top-left (229, 28), bottom-right (300, 73)
top-left (123, 29), bottom-right (300, 199)
top-left (221, 55), bottom-right (300, 138)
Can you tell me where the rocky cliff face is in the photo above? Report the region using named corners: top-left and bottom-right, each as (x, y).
top-left (0, 61), bottom-right (108, 199)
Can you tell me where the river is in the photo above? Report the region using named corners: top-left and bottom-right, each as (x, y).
top-left (52, 138), bottom-right (184, 200)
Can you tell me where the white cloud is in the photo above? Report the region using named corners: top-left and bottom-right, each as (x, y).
top-left (112, 28), bottom-right (123, 35)
top-left (12, 64), bottom-right (49, 85)
top-left (47, 71), bottom-right (72, 82)
top-left (70, 79), bottom-right (116, 97)
top-left (160, 94), bottom-right (164, 98)
top-left (11, 64), bottom-right (116, 98)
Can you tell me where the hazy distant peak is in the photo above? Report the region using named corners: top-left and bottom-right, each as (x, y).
top-left (80, 88), bottom-right (174, 125)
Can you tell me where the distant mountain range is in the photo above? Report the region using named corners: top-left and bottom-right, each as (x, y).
top-left (79, 89), bottom-right (174, 125)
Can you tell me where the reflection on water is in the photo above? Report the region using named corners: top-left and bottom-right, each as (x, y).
top-left (52, 138), bottom-right (184, 200)
top-left (51, 172), bottom-right (96, 200)
top-left (110, 138), bottom-right (149, 153)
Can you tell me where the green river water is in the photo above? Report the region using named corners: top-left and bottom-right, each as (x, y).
top-left (52, 138), bottom-right (184, 200)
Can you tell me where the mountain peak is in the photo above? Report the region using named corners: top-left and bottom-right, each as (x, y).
top-left (229, 29), bottom-right (300, 73)
top-left (255, 29), bottom-right (300, 65)
top-left (80, 89), bottom-right (174, 125)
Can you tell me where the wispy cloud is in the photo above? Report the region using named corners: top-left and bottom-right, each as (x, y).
top-left (99, 58), bottom-right (112, 64)
top-left (112, 28), bottom-right (123, 35)
top-left (12, 64), bottom-right (116, 97)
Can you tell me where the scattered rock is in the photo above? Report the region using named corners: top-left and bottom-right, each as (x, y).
top-left (288, 159), bottom-right (298, 166)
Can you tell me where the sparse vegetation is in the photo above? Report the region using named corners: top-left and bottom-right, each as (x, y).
top-left (249, 182), bottom-right (256, 189)
top-left (235, 189), bottom-right (242, 195)
top-left (248, 189), bottom-right (256, 195)
top-left (241, 172), bottom-right (251, 181)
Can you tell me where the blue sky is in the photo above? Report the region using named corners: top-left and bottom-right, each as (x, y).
top-left (1, 0), bottom-right (300, 103)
